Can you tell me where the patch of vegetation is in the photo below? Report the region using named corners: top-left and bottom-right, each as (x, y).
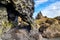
top-left (1, 21), bottom-right (13, 34)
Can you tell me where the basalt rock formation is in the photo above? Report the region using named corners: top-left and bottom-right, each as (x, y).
top-left (35, 12), bottom-right (60, 38)
top-left (0, 0), bottom-right (42, 40)
top-left (36, 11), bottom-right (43, 19)
top-left (0, 0), bottom-right (60, 40)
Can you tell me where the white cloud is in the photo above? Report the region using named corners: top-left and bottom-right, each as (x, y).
top-left (35, 0), bottom-right (48, 7)
top-left (41, 1), bottom-right (60, 18)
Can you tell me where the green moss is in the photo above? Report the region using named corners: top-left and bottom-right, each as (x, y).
top-left (2, 21), bottom-right (13, 28)
top-left (0, 21), bottom-right (13, 34)
top-left (0, 20), bottom-right (18, 35)
top-left (0, 28), bottom-right (3, 35)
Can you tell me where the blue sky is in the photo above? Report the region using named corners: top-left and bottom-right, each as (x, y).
top-left (33, 0), bottom-right (60, 18)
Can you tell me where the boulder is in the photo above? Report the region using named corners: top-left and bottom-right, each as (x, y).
top-left (42, 23), bottom-right (60, 38)
top-left (54, 16), bottom-right (60, 20)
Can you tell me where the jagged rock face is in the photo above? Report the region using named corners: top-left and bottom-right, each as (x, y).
top-left (11, 0), bottom-right (34, 23)
top-left (12, 0), bottom-right (34, 17)
top-left (0, 0), bottom-right (34, 24)
top-left (0, 0), bottom-right (19, 22)
top-left (6, 2), bottom-right (19, 24)
top-left (36, 11), bottom-right (43, 19)
top-left (0, 0), bottom-right (34, 17)
top-left (0, 0), bottom-right (34, 30)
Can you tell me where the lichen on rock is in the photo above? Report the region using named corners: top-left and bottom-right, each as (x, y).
top-left (0, 0), bottom-right (60, 40)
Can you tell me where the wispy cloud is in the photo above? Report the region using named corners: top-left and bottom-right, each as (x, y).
top-left (35, 0), bottom-right (48, 7)
top-left (33, 0), bottom-right (48, 18)
top-left (41, 1), bottom-right (60, 18)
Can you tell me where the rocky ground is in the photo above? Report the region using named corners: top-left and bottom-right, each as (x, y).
top-left (0, 0), bottom-right (60, 40)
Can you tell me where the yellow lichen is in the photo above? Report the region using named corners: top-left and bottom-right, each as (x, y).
top-left (2, 21), bottom-right (12, 28)
top-left (1, 20), bottom-right (13, 33)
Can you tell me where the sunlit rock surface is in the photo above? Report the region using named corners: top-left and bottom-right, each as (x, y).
top-left (0, 7), bottom-right (8, 35)
top-left (35, 12), bottom-right (60, 38)
top-left (0, 0), bottom-right (60, 40)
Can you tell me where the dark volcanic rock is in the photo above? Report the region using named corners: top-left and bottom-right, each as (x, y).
top-left (0, 0), bottom-right (34, 24)
top-left (54, 16), bottom-right (60, 20)
top-left (36, 11), bottom-right (43, 19)
top-left (1, 0), bottom-right (60, 40)
top-left (12, 0), bottom-right (34, 17)
top-left (10, 0), bottom-right (34, 24)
